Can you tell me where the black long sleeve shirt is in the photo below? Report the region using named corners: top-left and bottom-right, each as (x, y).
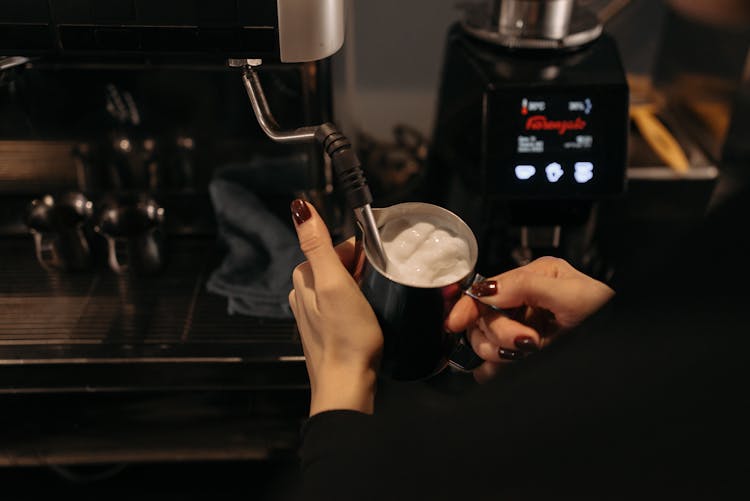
top-left (299, 294), bottom-right (747, 500)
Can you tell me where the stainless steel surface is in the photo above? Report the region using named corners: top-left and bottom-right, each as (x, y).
top-left (497, 0), bottom-right (575, 40)
top-left (579, 0), bottom-right (633, 23)
top-left (0, 0), bottom-right (343, 63)
top-left (0, 237), bottom-right (305, 393)
top-left (239, 61), bottom-right (319, 144)
top-left (627, 166), bottom-right (719, 181)
top-left (94, 195), bottom-right (166, 275)
top-left (26, 192), bottom-right (94, 272)
top-left (357, 203), bottom-right (479, 381)
top-left (0, 140), bottom-right (80, 193)
top-left (356, 205), bottom-right (388, 271)
top-left (277, 0), bottom-right (346, 62)
top-left (365, 203), bottom-right (479, 282)
top-left (462, 0), bottom-right (602, 49)
top-left (233, 59), bottom-right (387, 270)
top-left (0, 56), bottom-right (29, 71)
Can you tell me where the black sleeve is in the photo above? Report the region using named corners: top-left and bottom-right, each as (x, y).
top-left (297, 303), bottom-right (615, 500)
top-left (299, 407), bottom-right (440, 501)
top-left (299, 410), bottom-right (374, 500)
top-left (298, 295), bottom-right (746, 499)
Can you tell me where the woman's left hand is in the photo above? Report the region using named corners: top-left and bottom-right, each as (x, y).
top-left (288, 199), bottom-right (383, 416)
top-left (445, 257), bottom-right (614, 383)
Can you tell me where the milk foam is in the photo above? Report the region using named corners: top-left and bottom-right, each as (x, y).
top-left (380, 215), bottom-right (471, 287)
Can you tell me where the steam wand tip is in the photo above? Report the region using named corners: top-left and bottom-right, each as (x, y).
top-left (358, 205), bottom-right (388, 272)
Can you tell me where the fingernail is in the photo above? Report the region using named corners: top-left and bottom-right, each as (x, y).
top-left (291, 199), bottom-right (311, 225)
top-left (514, 336), bottom-right (539, 353)
top-left (470, 280), bottom-right (498, 297)
top-left (498, 348), bottom-right (525, 361)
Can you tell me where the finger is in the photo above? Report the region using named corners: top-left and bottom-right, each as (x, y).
top-left (519, 256), bottom-right (572, 278)
top-left (466, 325), bottom-right (522, 363)
top-left (334, 237), bottom-right (358, 273)
top-left (474, 361), bottom-right (503, 384)
top-left (290, 199), bottom-right (348, 285)
top-left (468, 270), bottom-right (576, 314)
top-left (444, 295), bottom-right (481, 333)
top-left (291, 261), bottom-right (314, 298)
top-left (467, 320), bottom-right (536, 363)
top-left (524, 307), bottom-right (560, 341)
top-left (467, 325), bottom-right (500, 362)
top-left (288, 289), bottom-right (297, 318)
top-left (479, 312), bottom-right (541, 353)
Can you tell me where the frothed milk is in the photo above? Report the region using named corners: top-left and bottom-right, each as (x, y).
top-left (380, 214), bottom-right (472, 287)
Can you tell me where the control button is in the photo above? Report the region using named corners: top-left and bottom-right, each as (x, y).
top-left (545, 162), bottom-right (564, 183)
top-left (515, 165), bottom-right (536, 180)
top-left (574, 162), bottom-right (594, 184)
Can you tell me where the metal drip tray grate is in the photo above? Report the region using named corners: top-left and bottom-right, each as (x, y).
top-left (0, 237), bottom-right (306, 393)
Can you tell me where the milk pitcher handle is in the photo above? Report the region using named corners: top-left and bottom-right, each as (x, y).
top-left (446, 273), bottom-right (491, 372)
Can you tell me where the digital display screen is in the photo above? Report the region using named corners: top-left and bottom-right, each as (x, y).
top-left (486, 88), bottom-right (627, 199)
top-left (518, 97), bottom-right (593, 153)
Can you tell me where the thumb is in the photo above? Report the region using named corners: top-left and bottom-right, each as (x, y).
top-left (444, 295), bottom-right (480, 334)
top-left (290, 199), bottom-right (346, 283)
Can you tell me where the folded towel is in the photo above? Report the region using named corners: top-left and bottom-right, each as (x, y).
top-left (206, 158), bottom-right (306, 319)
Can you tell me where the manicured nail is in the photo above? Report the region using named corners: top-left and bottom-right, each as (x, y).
top-left (470, 280), bottom-right (498, 297)
top-left (498, 348), bottom-right (525, 361)
top-left (291, 199), bottom-right (311, 225)
top-left (514, 336), bottom-right (539, 353)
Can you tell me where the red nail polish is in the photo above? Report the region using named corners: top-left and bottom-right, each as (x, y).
top-left (498, 348), bottom-right (525, 361)
top-left (514, 336), bottom-right (539, 352)
top-left (291, 199), bottom-right (311, 225)
top-left (470, 280), bottom-right (498, 297)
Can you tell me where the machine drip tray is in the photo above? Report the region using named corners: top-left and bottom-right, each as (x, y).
top-left (0, 237), bottom-right (310, 466)
top-left (0, 236), bottom-right (307, 394)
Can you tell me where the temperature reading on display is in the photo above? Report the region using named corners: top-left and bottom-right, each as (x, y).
top-left (509, 95), bottom-right (599, 189)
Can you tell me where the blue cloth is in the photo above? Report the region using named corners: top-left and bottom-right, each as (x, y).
top-left (206, 158), bottom-right (306, 319)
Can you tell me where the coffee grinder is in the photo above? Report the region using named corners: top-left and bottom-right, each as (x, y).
top-left (428, 0), bottom-right (629, 277)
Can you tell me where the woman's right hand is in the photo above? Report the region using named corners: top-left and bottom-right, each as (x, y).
top-left (445, 257), bottom-right (614, 383)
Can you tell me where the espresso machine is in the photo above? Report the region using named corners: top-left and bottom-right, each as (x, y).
top-left (0, 0), bottom-right (369, 469)
top-left (428, 0), bottom-right (629, 277)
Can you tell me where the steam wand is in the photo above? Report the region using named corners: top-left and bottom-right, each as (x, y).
top-left (229, 59), bottom-right (388, 270)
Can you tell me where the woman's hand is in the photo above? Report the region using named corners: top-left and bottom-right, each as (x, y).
top-left (445, 257), bottom-right (614, 383)
top-left (288, 199), bottom-right (383, 416)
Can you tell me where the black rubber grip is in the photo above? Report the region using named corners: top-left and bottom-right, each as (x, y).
top-left (315, 122), bottom-right (373, 209)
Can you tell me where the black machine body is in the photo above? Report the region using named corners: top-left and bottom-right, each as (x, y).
top-left (428, 23), bottom-right (629, 274)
